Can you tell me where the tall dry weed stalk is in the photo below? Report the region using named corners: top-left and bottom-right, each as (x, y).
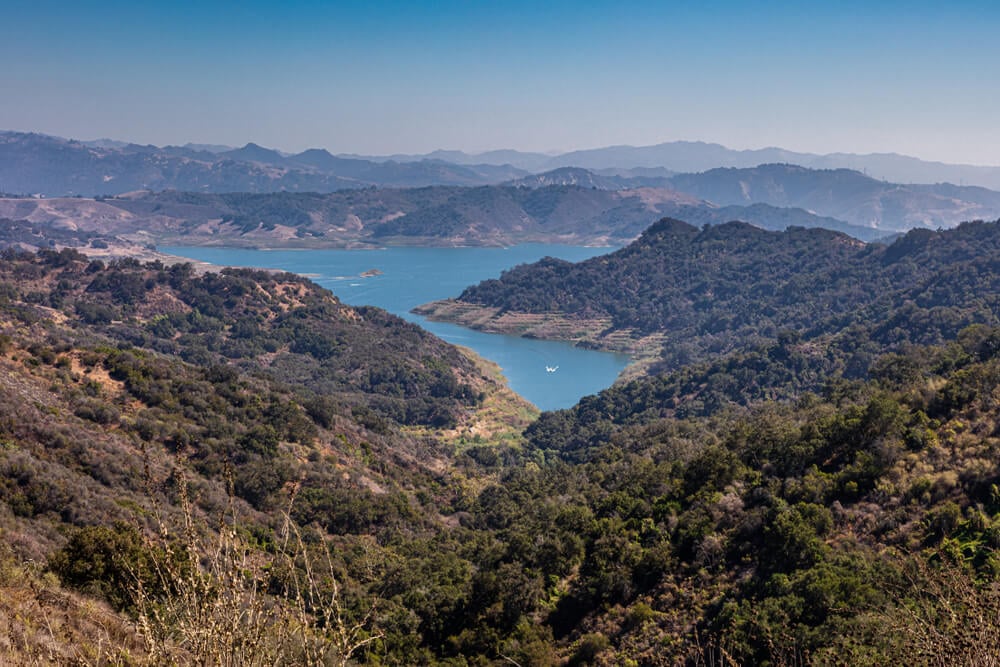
top-left (875, 551), bottom-right (1000, 667)
top-left (128, 470), bottom-right (382, 666)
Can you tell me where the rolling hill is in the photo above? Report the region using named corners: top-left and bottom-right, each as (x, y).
top-left (667, 163), bottom-right (1000, 230)
top-left (0, 183), bottom-right (891, 250)
top-left (418, 217), bottom-right (1000, 372)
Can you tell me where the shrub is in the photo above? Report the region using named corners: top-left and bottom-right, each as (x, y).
top-left (49, 522), bottom-right (149, 610)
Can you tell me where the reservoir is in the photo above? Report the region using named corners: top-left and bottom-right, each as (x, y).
top-left (160, 245), bottom-right (631, 411)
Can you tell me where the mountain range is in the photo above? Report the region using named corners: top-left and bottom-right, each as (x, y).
top-left (0, 184), bottom-right (893, 250)
top-left (355, 140), bottom-right (1000, 190)
top-left (5, 130), bottom-right (1000, 253)
top-left (0, 131), bottom-right (529, 196)
top-left (9, 131), bottom-right (1000, 197)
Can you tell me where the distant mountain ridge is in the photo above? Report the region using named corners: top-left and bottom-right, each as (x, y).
top-left (0, 184), bottom-right (891, 248)
top-left (10, 130), bottom-right (1000, 195)
top-left (508, 164), bottom-right (1000, 231)
top-left (355, 140), bottom-right (1000, 190)
top-left (665, 163), bottom-right (1000, 230)
top-left (541, 140), bottom-right (1000, 190)
top-left (0, 132), bottom-right (530, 196)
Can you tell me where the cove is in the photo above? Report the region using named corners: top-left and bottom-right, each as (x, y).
top-left (160, 245), bottom-right (631, 411)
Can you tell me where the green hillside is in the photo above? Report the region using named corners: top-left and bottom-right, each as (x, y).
top-left (423, 218), bottom-right (1000, 375)
top-left (3, 237), bottom-right (1000, 664)
top-left (0, 248), bottom-right (533, 663)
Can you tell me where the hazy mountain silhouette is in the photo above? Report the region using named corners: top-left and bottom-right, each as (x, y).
top-left (0, 132), bottom-right (528, 195)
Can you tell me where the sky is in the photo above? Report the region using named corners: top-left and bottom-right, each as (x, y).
top-left (3, 1), bottom-right (1000, 165)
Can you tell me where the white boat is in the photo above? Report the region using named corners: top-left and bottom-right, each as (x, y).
top-left (545, 365), bottom-right (559, 373)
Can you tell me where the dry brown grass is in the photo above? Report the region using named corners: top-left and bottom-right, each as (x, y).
top-left (414, 299), bottom-right (661, 355)
top-left (435, 346), bottom-right (538, 447)
top-left (874, 552), bottom-right (1000, 667)
top-left (0, 542), bottom-right (142, 666)
top-left (127, 474), bottom-right (382, 666)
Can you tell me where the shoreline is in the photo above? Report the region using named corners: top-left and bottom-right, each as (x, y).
top-left (413, 298), bottom-right (665, 377)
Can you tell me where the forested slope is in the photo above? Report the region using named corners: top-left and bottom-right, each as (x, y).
top-left (3, 242), bottom-right (1000, 664)
top-left (0, 248), bottom-right (534, 662)
top-left (493, 325), bottom-right (1000, 663)
top-left (433, 218), bottom-right (1000, 373)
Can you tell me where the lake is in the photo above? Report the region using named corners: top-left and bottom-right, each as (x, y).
top-left (160, 245), bottom-right (631, 411)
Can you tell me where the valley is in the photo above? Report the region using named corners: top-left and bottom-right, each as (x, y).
top-left (8, 3), bottom-right (1000, 663)
top-left (158, 243), bottom-right (633, 411)
top-left (4, 225), bottom-right (1000, 663)
top-left (3, 130), bottom-right (1000, 667)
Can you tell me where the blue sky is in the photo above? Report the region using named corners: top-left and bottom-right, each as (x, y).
top-left (3, 1), bottom-right (999, 164)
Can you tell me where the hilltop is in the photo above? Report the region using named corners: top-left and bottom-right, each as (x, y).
top-left (667, 163), bottom-right (1000, 230)
top-left (417, 218), bottom-right (1000, 372)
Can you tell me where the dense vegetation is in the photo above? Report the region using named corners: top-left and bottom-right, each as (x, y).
top-left (0, 248), bottom-right (538, 662)
top-left (66, 249), bottom-right (483, 427)
top-left (0, 249), bottom-right (522, 547)
top-left (3, 224), bottom-right (1000, 663)
top-left (455, 218), bottom-right (1000, 372)
top-left (503, 324), bottom-right (1000, 663)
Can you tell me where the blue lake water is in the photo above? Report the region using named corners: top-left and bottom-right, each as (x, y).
top-left (160, 245), bottom-right (631, 411)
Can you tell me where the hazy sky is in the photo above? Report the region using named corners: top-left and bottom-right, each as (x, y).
top-left (4, 1), bottom-right (1000, 164)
